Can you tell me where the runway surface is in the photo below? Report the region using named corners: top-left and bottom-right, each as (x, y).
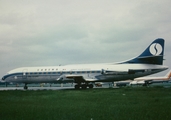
top-left (0, 87), bottom-right (76, 91)
top-left (0, 82), bottom-right (117, 91)
top-left (0, 86), bottom-right (117, 91)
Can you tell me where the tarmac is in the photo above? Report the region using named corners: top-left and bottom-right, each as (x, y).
top-left (0, 86), bottom-right (76, 91)
top-left (0, 83), bottom-right (115, 91)
top-left (1, 83), bottom-right (170, 91)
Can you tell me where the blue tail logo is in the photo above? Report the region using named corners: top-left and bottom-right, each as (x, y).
top-left (121, 38), bottom-right (165, 65)
top-left (149, 43), bottom-right (163, 56)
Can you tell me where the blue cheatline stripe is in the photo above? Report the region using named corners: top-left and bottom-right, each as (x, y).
top-left (2, 73), bottom-right (22, 80)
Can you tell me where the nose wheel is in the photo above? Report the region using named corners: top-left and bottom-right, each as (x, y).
top-left (24, 84), bottom-right (28, 90)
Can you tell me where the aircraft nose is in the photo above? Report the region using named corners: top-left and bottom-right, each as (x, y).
top-left (2, 77), bottom-right (5, 81)
top-left (2, 76), bottom-right (6, 81)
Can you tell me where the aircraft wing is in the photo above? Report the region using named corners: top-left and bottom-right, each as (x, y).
top-left (66, 75), bottom-right (98, 81)
top-left (57, 74), bottom-right (98, 83)
top-left (66, 75), bottom-right (86, 83)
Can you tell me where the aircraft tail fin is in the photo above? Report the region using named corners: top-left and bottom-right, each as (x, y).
top-left (121, 38), bottom-right (165, 65)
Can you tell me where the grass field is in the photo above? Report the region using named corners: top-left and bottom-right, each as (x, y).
top-left (0, 87), bottom-right (171, 120)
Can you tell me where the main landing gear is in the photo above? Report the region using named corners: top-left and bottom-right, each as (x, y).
top-left (24, 83), bottom-right (28, 90)
top-left (74, 83), bottom-right (94, 89)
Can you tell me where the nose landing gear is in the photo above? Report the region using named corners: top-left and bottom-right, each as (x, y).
top-left (24, 83), bottom-right (28, 90)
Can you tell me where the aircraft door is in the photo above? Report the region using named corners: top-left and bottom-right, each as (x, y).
top-left (22, 69), bottom-right (28, 79)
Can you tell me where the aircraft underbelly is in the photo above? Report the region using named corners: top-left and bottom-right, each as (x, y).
top-left (6, 75), bottom-right (59, 83)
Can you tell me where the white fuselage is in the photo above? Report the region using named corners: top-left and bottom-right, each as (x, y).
top-left (3, 63), bottom-right (168, 84)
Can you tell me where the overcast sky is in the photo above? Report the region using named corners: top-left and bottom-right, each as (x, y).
top-left (0, 0), bottom-right (171, 78)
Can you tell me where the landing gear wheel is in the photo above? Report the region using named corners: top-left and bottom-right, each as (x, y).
top-left (89, 84), bottom-right (93, 89)
top-left (81, 84), bottom-right (87, 89)
top-left (74, 83), bottom-right (93, 89)
top-left (75, 85), bottom-right (80, 89)
top-left (24, 86), bottom-right (28, 90)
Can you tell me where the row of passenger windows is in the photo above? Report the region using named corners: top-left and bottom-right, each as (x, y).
top-left (37, 69), bottom-right (58, 71)
top-left (25, 71), bottom-right (101, 75)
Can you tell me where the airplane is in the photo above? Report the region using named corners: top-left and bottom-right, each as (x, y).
top-left (1, 38), bottom-right (168, 89)
top-left (130, 70), bottom-right (171, 86)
